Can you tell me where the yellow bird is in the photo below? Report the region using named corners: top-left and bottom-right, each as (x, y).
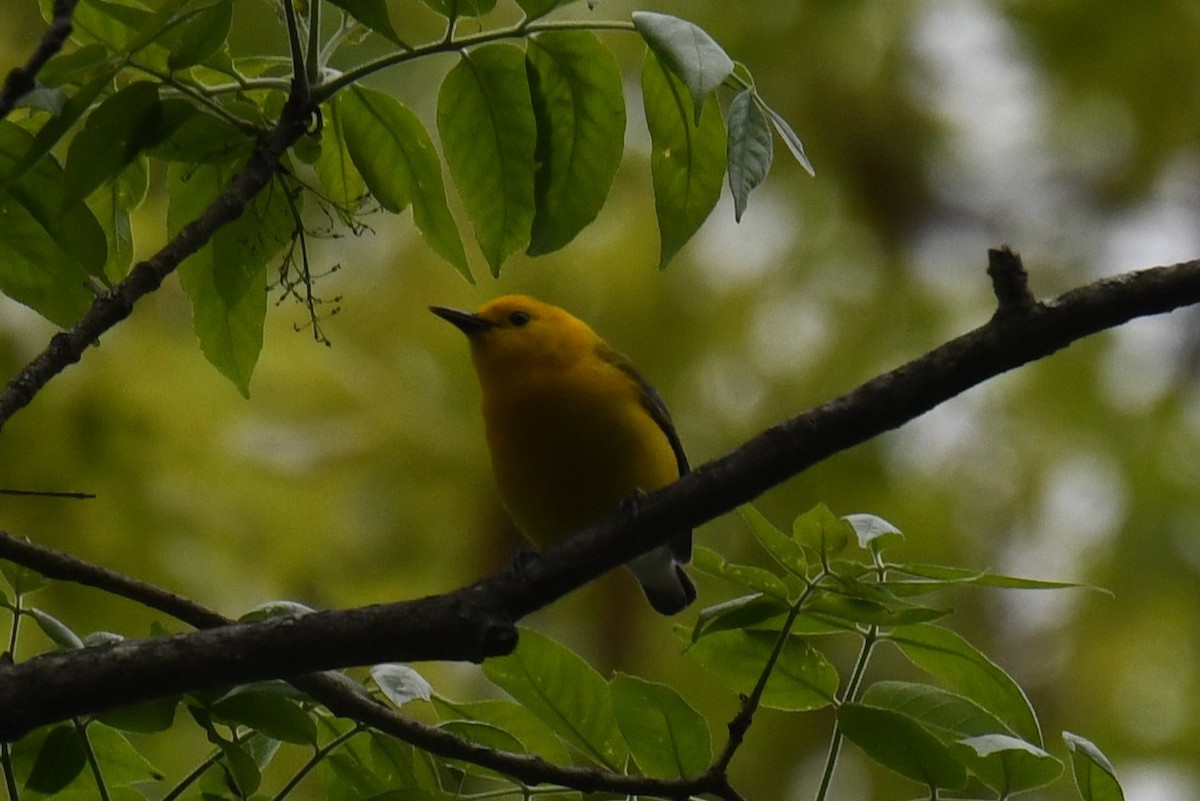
top-left (431, 295), bottom-right (696, 615)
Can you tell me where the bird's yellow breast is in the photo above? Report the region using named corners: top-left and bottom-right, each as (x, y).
top-left (480, 354), bottom-right (680, 547)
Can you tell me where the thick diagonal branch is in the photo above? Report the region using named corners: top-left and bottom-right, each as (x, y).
top-left (1, 253), bottom-right (1198, 742)
top-left (0, 532), bottom-right (732, 799)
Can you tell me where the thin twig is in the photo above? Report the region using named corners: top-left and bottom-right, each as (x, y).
top-left (0, 82), bottom-right (312, 429)
top-left (0, 488), bottom-right (94, 499)
top-left (313, 19), bottom-right (635, 103)
top-left (0, 0), bottom-right (79, 120)
top-left (714, 570), bottom-right (827, 772)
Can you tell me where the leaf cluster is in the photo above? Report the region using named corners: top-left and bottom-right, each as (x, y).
top-left (0, 506), bottom-right (1124, 801)
top-left (0, 0), bottom-right (810, 397)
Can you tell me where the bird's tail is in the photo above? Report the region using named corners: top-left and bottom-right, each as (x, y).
top-left (628, 545), bottom-right (696, 615)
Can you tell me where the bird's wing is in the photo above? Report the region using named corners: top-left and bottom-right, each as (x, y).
top-left (597, 344), bottom-right (693, 562)
top-left (596, 343), bottom-right (689, 477)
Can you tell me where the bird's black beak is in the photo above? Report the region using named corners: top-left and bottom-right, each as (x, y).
top-left (430, 305), bottom-right (495, 335)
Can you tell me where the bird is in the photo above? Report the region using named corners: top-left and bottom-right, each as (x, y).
top-left (431, 295), bottom-right (696, 615)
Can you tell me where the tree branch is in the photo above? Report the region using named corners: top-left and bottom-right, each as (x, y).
top-left (2, 251), bottom-right (1199, 743)
top-left (0, 0), bottom-right (79, 120)
top-left (0, 83), bottom-right (312, 430)
top-left (0, 532), bottom-right (732, 799)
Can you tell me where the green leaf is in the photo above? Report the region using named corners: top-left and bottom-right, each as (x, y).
top-left (209, 690), bottom-right (317, 746)
top-left (98, 695), bottom-right (180, 734)
top-left (951, 733), bottom-right (1062, 796)
top-left (792, 503), bottom-right (853, 558)
top-left (436, 720), bottom-right (540, 783)
top-left (63, 81), bottom-right (167, 201)
top-left (418, 0), bottom-right (498, 17)
top-left (38, 43), bottom-right (111, 88)
top-left (217, 739), bottom-right (261, 796)
top-left (887, 563), bottom-right (1103, 594)
top-left (55, 0), bottom-right (183, 76)
top-left (860, 681), bottom-right (1013, 741)
top-left (6, 68), bottom-right (113, 186)
top-left (691, 546), bottom-right (791, 600)
top-left (163, 0), bottom-right (232, 71)
top-left (431, 697), bottom-right (572, 765)
top-left (804, 593), bottom-right (948, 628)
top-left (179, 245), bottom-right (266, 397)
top-left (642, 51), bottom-right (726, 268)
top-left (686, 628), bottom-right (838, 711)
top-left (87, 156), bottom-right (147, 283)
top-left (610, 673), bottom-right (711, 778)
top-left (437, 44), bottom-right (536, 275)
top-left (25, 725), bottom-right (86, 794)
top-left (439, 720), bottom-right (526, 764)
top-left (843, 513), bottom-right (904, 552)
top-left (0, 554), bottom-right (48, 596)
top-left (326, 0), bottom-right (403, 45)
top-left (324, 750), bottom-right (387, 798)
top-left (370, 733), bottom-right (442, 792)
top-left (739, 505), bottom-right (807, 577)
top-left (725, 89), bottom-right (772, 222)
top-left (84, 723), bottom-right (166, 786)
top-left (889, 623), bottom-right (1042, 746)
top-left (1064, 731), bottom-right (1125, 801)
top-left (314, 98), bottom-right (366, 224)
top-left (482, 628), bottom-right (626, 769)
top-left (370, 664), bottom-right (433, 708)
top-left (763, 101), bottom-right (815, 175)
top-left (516, 0), bottom-right (566, 20)
top-left (29, 607), bottom-right (84, 649)
top-left (690, 593), bottom-right (790, 642)
top-left (148, 104), bottom-right (252, 163)
top-left (0, 122), bottom-right (106, 324)
top-left (633, 12), bottom-right (734, 124)
top-left (168, 160), bottom-right (292, 396)
top-left (838, 704), bottom-right (967, 790)
top-left (524, 30), bottom-right (624, 255)
top-left (339, 87), bottom-right (470, 281)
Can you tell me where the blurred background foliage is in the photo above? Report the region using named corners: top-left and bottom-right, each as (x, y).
top-left (2, 0), bottom-right (1200, 798)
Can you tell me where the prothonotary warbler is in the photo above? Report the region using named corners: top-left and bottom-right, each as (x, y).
top-left (431, 295), bottom-right (696, 615)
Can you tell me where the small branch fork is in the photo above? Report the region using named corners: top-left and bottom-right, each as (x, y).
top-left (987, 245), bottom-right (1036, 314)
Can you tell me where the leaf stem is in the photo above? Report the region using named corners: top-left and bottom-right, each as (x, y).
top-left (5, 594), bottom-right (20, 657)
top-left (75, 720), bottom-right (112, 801)
top-left (272, 722), bottom-right (367, 801)
top-left (282, 0), bottom-right (309, 101)
top-left (126, 63), bottom-right (261, 134)
top-left (313, 19), bottom-right (635, 104)
top-left (160, 747), bottom-right (224, 801)
top-left (1, 741), bottom-right (17, 801)
top-left (306, 0), bottom-right (322, 86)
top-left (813, 626), bottom-right (878, 801)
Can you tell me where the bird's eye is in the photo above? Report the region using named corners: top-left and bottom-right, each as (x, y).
top-left (508, 311), bottom-right (531, 327)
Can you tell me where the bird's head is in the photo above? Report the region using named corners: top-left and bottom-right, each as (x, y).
top-left (430, 295), bottom-right (601, 380)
